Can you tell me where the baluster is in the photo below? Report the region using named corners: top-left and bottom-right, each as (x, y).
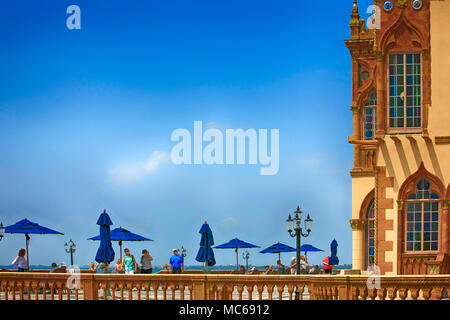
top-left (359, 287), bottom-right (368, 300)
top-left (152, 282), bottom-right (159, 300)
top-left (267, 284), bottom-right (274, 300)
top-left (287, 284), bottom-right (294, 300)
top-left (23, 281), bottom-right (31, 300)
top-left (237, 285), bottom-right (244, 300)
top-left (11, 281), bottom-right (17, 300)
top-left (118, 283), bottom-right (124, 300)
top-left (226, 284), bottom-right (235, 300)
top-left (144, 283), bottom-right (150, 300)
top-left (57, 282), bottom-right (64, 300)
top-left (32, 281), bottom-right (39, 300)
top-left (247, 285), bottom-right (254, 301)
top-left (277, 285), bottom-right (284, 300)
top-left (49, 282), bottom-right (55, 300)
top-left (74, 281), bottom-right (79, 301)
top-left (135, 283), bottom-right (142, 300)
top-left (126, 282), bottom-right (133, 300)
top-left (4, 281), bottom-right (10, 301)
top-left (377, 288), bottom-right (387, 300)
top-left (410, 288), bottom-right (420, 300)
top-left (161, 283), bottom-right (167, 300)
top-left (298, 285), bottom-right (305, 300)
top-left (422, 288), bottom-right (432, 300)
top-left (398, 288), bottom-right (408, 300)
top-left (257, 285), bottom-right (264, 300)
top-left (216, 284), bottom-right (224, 300)
top-left (188, 284), bottom-right (193, 300)
top-left (42, 282), bottom-right (47, 300)
top-left (387, 287), bottom-right (397, 300)
top-left (368, 288), bottom-right (377, 300)
top-left (332, 286), bottom-right (339, 300)
top-left (170, 283), bottom-right (176, 300)
top-left (431, 287), bottom-right (444, 300)
top-left (179, 283), bottom-right (185, 300)
top-left (351, 287), bottom-right (360, 300)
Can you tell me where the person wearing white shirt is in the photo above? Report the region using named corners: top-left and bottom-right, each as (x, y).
top-left (11, 249), bottom-right (28, 272)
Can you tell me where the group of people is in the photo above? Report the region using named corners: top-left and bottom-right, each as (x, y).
top-left (11, 247), bottom-right (333, 274)
top-left (88, 248), bottom-right (184, 275)
top-left (238, 255), bottom-right (333, 275)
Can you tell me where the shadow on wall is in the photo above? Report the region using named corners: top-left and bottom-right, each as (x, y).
top-left (379, 137), bottom-right (444, 192)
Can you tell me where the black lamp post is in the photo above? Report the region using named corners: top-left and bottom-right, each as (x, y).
top-left (0, 223), bottom-right (5, 241)
top-left (286, 205), bottom-right (313, 300)
top-left (64, 239), bottom-right (76, 266)
top-left (242, 250), bottom-right (250, 270)
top-left (180, 246), bottom-right (187, 259)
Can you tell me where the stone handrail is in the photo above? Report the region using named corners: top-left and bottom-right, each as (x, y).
top-left (0, 272), bottom-right (449, 300)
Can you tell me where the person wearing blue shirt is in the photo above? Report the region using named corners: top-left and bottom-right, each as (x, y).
top-left (169, 249), bottom-right (184, 274)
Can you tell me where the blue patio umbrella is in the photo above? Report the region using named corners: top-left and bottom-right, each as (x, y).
top-left (195, 221), bottom-right (216, 270)
top-left (329, 239), bottom-right (339, 265)
top-left (88, 226), bottom-right (153, 260)
top-left (215, 238), bottom-right (260, 270)
top-left (300, 244), bottom-right (324, 259)
top-left (4, 218), bottom-right (64, 268)
top-left (94, 210), bottom-right (115, 264)
top-left (260, 242), bottom-right (296, 262)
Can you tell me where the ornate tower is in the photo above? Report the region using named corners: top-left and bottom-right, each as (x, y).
top-left (345, 0), bottom-right (450, 275)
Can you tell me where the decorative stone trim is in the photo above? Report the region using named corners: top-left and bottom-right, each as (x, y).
top-left (443, 201), bottom-right (449, 210)
top-left (435, 136), bottom-right (450, 144)
top-left (350, 219), bottom-right (366, 231)
top-left (397, 200), bottom-right (405, 211)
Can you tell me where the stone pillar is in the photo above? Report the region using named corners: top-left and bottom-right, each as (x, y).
top-left (442, 201), bottom-right (449, 254)
top-left (351, 105), bottom-right (361, 169)
top-left (350, 219), bottom-right (366, 271)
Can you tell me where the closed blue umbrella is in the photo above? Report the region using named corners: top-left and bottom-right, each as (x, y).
top-left (88, 226), bottom-right (153, 260)
top-left (5, 218), bottom-right (64, 269)
top-left (195, 221), bottom-right (216, 269)
top-left (215, 238), bottom-right (260, 270)
top-left (329, 239), bottom-right (339, 265)
top-left (94, 210), bottom-right (115, 264)
top-left (260, 242), bottom-right (296, 262)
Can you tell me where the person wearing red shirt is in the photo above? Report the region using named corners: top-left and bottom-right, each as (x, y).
top-left (323, 255), bottom-right (333, 274)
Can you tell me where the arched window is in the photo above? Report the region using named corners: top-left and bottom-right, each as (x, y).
top-left (363, 91), bottom-right (377, 140)
top-left (406, 178), bottom-right (440, 252)
top-left (366, 200), bottom-right (375, 267)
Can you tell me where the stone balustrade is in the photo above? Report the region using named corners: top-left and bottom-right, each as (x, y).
top-left (0, 272), bottom-right (448, 300)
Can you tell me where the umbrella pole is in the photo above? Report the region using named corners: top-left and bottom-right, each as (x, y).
top-left (25, 233), bottom-right (30, 270)
top-left (236, 248), bottom-right (239, 271)
top-left (278, 252), bottom-right (281, 263)
top-left (119, 241), bottom-right (122, 261)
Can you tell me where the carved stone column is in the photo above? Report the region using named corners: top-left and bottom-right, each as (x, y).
top-left (350, 219), bottom-right (366, 270)
top-left (351, 105), bottom-right (361, 169)
top-left (442, 201), bottom-right (449, 254)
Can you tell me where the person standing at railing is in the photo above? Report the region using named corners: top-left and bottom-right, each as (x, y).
top-left (140, 249), bottom-right (153, 274)
top-left (169, 249), bottom-right (184, 274)
top-left (122, 248), bottom-right (138, 275)
top-left (322, 255), bottom-right (333, 274)
top-left (11, 248), bottom-right (28, 272)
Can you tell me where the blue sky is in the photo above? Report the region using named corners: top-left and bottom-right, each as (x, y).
top-left (0, 0), bottom-right (375, 267)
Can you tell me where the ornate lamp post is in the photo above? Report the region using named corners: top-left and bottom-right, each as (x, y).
top-left (0, 223), bottom-right (5, 241)
top-left (64, 239), bottom-right (76, 266)
top-left (286, 205), bottom-right (313, 299)
top-left (180, 246), bottom-right (187, 259)
top-left (242, 250), bottom-right (250, 270)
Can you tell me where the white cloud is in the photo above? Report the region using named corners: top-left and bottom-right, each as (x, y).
top-left (221, 217), bottom-right (238, 225)
top-left (108, 151), bottom-right (170, 183)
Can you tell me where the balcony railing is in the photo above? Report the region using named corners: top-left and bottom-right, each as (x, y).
top-left (0, 272), bottom-right (449, 300)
